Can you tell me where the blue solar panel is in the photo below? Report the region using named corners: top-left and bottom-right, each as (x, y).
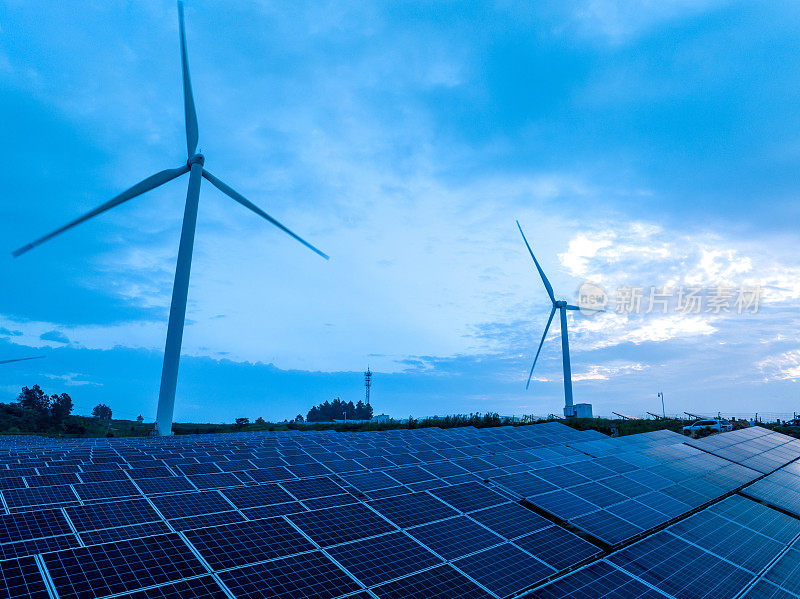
top-left (43, 533), bottom-right (207, 599)
top-left (289, 501), bottom-right (396, 546)
top-left (219, 550), bottom-right (361, 599)
top-left (530, 560), bottom-right (666, 598)
top-left (185, 517), bottom-right (315, 569)
top-left (454, 543), bottom-right (555, 597)
top-left (0, 556), bottom-right (50, 599)
top-left (370, 492), bottom-right (459, 528)
top-left (373, 564), bottom-right (494, 598)
top-left (407, 515), bottom-right (504, 560)
top-left (327, 531), bottom-right (442, 586)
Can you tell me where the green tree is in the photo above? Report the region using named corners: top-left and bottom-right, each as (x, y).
top-left (50, 393), bottom-right (73, 422)
top-left (16, 385), bottom-right (50, 412)
top-left (255, 417), bottom-right (265, 424)
top-left (136, 415), bottom-right (144, 424)
top-left (92, 404), bottom-right (112, 420)
top-left (234, 417), bottom-right (250, 427)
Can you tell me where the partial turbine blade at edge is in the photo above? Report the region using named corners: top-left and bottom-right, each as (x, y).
top-left (516, 220), bottom-right (556, 304)
top-left (526, 304), bottom-right (557, 390)
top-left (201, 169), bottom-right (329, 260)
top-left (178, 1), bottom-right (199, 156)
top-left (0, 356), bottom-right (45, 365)
top-left (12, 165), bottom-right (189, 257)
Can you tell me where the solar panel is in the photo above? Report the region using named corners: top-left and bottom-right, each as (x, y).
top-left (529, 560), bottom-right (667, 598)
top-left (288, 502), bottom-right (396, 546)
top-left (280, 476), bottom-right (346, 500)
top-left (514, 524), bottom-right (602, 571)
top-left (218, 550), bottom-right (361, 599)
top-left (113, 576), bottom-right (229, 598)
top-left (372, 564), bottom-right (493, 599)
top-left (410, 509), bottom-right (499, 555)
top-left (169, 510), bottom-right (245, 531)
top-left (608, 531), bottom-right (754, 598)
top-left (369, 492), bottom-right (459, 528)
top-left (0, 556), bottom-right (51, 599)
top-left (0, 533), bottom-right (80, 560)
top-left (428, 482), bottom-right (508, 512)
top-left (66, 498), bottom-right (162, 532)
top-left (150, 491), bottom-right (233, 519)
top-left (0, 508), bottom-right (73, 542)
top-left (762, 548), bottom-right (800, 595)
top-left (3, 484), bottom-right (78, 509)
top-left (43, 533), bottom-right (207, 599)
top-left (327, 531), bottom-right (442, 586)
top-left (454, 542), bottom-right (555, 597)
top-left (184, 517), bottom-right (315, 569)
top-left (79, 521), bottom-right (171, 545)
top-left (468, 502), bottom-right (551, 540)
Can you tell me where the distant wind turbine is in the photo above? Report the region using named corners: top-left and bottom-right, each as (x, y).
top-left (13, 2), bottom-right (328, 436)
top-left (516, 221), bottom-right (580, 418)
top-left (0, 356), bottom-right (45, 366)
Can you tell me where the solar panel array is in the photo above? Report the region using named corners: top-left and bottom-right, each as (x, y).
top-left (0, 423), bottom-right (799, 598)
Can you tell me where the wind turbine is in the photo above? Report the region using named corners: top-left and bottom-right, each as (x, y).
top-left (516, 221), bottom-right (580, 418)
top-left (13, 3), bottom-right (328, 436)
top-left (0, 356), bottom-right (45, 365)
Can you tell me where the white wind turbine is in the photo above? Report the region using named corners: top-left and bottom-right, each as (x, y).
top-left (516, 221), bottom-right (583, 418)
top-left (13, 3), bottom-right (328, 435)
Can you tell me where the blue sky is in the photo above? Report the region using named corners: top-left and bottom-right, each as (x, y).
top-left (1, 1), bottom-right (800, 422)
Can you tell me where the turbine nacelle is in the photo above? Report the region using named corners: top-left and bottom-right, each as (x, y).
top-left (188, 153), bottom-right (205, 167)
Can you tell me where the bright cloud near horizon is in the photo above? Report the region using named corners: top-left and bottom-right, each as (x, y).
top-left (1, 1), bottom-right (799, 422)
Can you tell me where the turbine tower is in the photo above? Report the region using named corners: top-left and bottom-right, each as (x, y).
top-left (13, 3), bottom-right (328, 436)
top-left (516, 221), bottom-right (580, 418)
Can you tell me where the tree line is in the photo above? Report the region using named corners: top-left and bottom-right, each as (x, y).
top-left (306, 398), bottom-right (373, 422)
top-left (0, 384), bottom-right (115, 435)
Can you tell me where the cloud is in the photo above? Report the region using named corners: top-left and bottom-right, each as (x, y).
top-left (43, 373), bottom-right (101, 387)
top-left (39, 330), bottom-right (70, 344)
top-left (0, 328), bottom-right (22, 337)
top-left (758, 350), bottom-right (800, 382)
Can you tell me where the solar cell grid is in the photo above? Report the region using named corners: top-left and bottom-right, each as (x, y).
top-left (289, 501), bottom-right (396, 546)
top-left (0, 555), bottom-right (51, 599)
top-left (327, 531), bottom-right (442, 587)
top-left (609, 531), bottom-right (755, 599)
top-left (0, 508), bottom-right (73, 542)
top-left (3, 484), bottom-right (78, 509)
top-left (428, 482), bottom-right (508, 512)
top-left (529, 560), bottom-right (667, 599)
top-left (74, 479), bottom-right (142, 501)
top-left (279, 476), bottom-right (345, 500)
top-left (455, 542), bottom-right (555, 597)
top-left (66, 498), bottom-right (161, 531)
top-left (43, 533), bottom-right (207, 599)
top-left (469, 501), bottom-right (551, 540)
top-left (407, 515), bottom-right (504, 560)
top-left (185, 517), bottom-right (315, 569)
top-left (373, 564), bottom-right (493, 599)
top-left (370, 492), bottom-right (458, 528)
top-left (113, 575), bottom-right (229, 598)
top-left (219, 550), bottom-right (361, 599)
top-left (0, 533), bottom-right (80, 560)
top-left (79, 520), bottom-right (171, 545)
top-left (150, 491), bottom-right (233, 519)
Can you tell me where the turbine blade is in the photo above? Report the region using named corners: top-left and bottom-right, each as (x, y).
top-left (565, 304), bottom-right (580, 310)
top-left (178, 1), bottom-right (199, 156)
top-left (201, 169), bottom-right (329, 260)
top-left (516, 220), bottom-right (556, 304)
top-left (13, 165), bottom-right (189, 257)
top-left (526, 305), bottom-right (557, 390)
top-left (0, 356), bottom-right (45, 365)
